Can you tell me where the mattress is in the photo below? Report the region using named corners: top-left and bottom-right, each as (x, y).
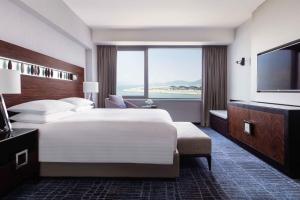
top-left (12, 109), bottom-right (177, 165)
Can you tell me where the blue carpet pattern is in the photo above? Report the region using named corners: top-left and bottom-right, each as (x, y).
top-left (4, 128), bottom-right (300, 200)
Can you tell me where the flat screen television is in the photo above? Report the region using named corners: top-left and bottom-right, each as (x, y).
top-left (257, 40), bottom-right (300, 92)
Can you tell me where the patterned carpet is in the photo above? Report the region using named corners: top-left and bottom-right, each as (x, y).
top-left (4, 128), bottom-right (300, 200)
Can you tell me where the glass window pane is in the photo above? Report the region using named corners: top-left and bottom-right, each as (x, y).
top-left (117, 51), bottom-right (145, 96)
top-left (148, 48), bottom-right (202, 99)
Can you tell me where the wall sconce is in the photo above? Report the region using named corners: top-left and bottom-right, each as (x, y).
top-left (236, 57), bottom-right (245, 66)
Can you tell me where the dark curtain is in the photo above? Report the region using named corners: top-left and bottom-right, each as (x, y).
top-left (97, 45), bottom-right (117, 108)
top-left (201, 46), bottom-right (227, 127)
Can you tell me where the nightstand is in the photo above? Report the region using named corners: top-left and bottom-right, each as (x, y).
top-left (0, 129), bottom-right (39, 196)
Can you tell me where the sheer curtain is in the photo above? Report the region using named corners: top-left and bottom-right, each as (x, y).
top-left (201, 46), bottom-right (227, 127)
top-left (97, 45), bottom-right (117, 108)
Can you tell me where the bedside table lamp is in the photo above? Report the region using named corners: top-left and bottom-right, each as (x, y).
top-left (0, 69), bottom-right (21, 133)
top-left (83, 82), bottom-right (99, 102)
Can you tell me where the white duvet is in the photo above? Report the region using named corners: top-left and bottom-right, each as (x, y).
top-left (12, 109), bottom-right (177, 165)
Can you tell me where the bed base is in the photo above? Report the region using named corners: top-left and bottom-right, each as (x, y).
top-left (40, 151), bottom-right (179, 178)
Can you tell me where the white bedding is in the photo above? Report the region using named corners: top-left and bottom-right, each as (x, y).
top-left (12, 109), bottom-right (177, 165)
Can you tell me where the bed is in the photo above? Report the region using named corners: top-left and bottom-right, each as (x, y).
top-left (2, 41), bottom-right (179, 178)
top-left (12, 108), bottom-right (179, 178)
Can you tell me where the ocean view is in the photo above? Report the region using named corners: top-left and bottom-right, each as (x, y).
top-left (117, 83), bottom-right (202, 99)
top-left (117, 48), bottom-right (202, 99)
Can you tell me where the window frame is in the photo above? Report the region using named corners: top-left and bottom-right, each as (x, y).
top-left (117, 46), bottom-right (202, 99)
top-left (117, 46), bottom-right (147, 99)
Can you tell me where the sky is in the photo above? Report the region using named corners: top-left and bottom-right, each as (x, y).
top-left (117, 48), bottom-right (202, 86)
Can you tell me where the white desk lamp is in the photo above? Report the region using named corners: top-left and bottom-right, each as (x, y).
top-left (0, 69), bottom-right (21, 132)
top-left (83, 82), bottom-right (99, 102)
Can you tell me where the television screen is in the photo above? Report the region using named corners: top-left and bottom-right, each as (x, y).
top-left (257, 41), bottom-right (300, 92)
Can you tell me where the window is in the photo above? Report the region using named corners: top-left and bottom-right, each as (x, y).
top-left (148, 48), bottom-right (202, 98)
top-left (117, 47), bottom-right (202, 99)
top-left (117, 50), bottom-right (145, 97)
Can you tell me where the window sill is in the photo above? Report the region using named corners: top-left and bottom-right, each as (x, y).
top-left (124, 98), bottom-right (202, 102)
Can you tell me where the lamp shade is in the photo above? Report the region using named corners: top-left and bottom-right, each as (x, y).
top-left (83, 82), bottom-right (99, 93)
top-left (0, 69), bottom-right (21, 94)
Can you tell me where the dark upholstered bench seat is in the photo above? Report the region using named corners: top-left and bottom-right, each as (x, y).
top-left (209, 110), bottom-right (228, 136)
top-left (174, 122), bottom-right (212, 170)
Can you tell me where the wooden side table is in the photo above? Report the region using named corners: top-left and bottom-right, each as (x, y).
top-left (141, 105), bottom-right (158, 109)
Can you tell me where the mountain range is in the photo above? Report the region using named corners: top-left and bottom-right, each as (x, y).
top-left (151, 79), bottom-right (201, 87)
top-left (119, 79), bottom-right (201, 87)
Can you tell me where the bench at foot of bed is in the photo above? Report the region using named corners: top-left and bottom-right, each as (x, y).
top-left (174, 122), bottom-right (212, 170)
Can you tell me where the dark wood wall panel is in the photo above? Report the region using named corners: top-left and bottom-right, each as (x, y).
top-left (4, 76), bottom-right (83, 107)
top-left (0, 40), bottom-right (84, 107)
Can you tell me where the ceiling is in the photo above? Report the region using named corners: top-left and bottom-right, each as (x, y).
top-left (63, 0), bottom-right (265, 29)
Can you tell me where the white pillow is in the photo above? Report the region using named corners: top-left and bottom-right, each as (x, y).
top-left (8, 100), bottom-right (75, 115)
top-left (73, 105), bottom-right (94, 112)
top-left (10, 111), bottom-right (74, 124)
top-left (60, 97), bottom-right (93, 106)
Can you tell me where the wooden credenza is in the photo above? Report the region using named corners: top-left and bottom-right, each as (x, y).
top-left (228, 102), bottom-right (300, 178)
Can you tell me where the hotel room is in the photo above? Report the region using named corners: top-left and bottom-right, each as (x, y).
top-left (0, 0), bottom-right (300, 199)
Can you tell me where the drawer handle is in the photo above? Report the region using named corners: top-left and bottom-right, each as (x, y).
top-left (16, 149), bottom-right (28, 169)
top-left (244, 120), bottom-right (253, 135)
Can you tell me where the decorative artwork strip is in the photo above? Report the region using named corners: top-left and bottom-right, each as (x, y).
top-left (0, 56), bottom-right (78, 81)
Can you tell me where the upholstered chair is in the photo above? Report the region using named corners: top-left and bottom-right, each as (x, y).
top-left (105, 95), bottom-right (138, 108)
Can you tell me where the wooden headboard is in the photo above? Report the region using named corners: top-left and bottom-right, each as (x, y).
top-left (0, 40), bottom-right (84, 107)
